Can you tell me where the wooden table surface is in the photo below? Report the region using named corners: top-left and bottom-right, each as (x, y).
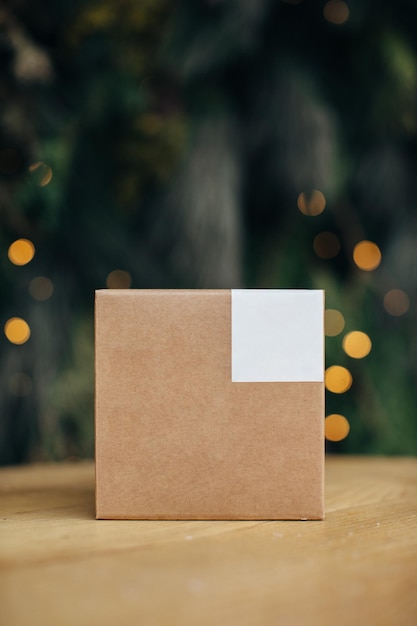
top-left (0, 457), bottom-right (416, 626)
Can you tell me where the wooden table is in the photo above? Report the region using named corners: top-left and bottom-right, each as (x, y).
top-left (1, 457), bottom-right (416, 626)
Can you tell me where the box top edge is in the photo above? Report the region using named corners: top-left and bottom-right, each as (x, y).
top-left (95, 288), bottom-right (325, 295)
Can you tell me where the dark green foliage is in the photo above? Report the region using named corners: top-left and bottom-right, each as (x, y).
top-left (1, 0), bottom-right (417, 462)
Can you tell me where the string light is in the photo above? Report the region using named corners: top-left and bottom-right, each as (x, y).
top-left (353, 240), bottom-right (381, 271)
top-left (325, 365), bottom-right (352, 393)
top-left (313, 231), bottom-right (341, 259)
top-left (8, 239), bottom-right (35, 266)
top-left (106, 270), bottom-right (132, 289)
top-left (343, 331), bottom-right (372, 359)
top-left (325, 414), bottom-right (350, 441)
top-left (297, 189), bottom-right (326, 216)
top-left (323, 1), bottom-right (349, 25)
top-left (384, 289), bottom-right (410, 316)
top-left (325, 309), bottom-right (345, 336)
top-left (4, 317), bottom-right (31, 345)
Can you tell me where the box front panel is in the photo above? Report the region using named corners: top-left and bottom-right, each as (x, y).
top-left (95, 289), bottom-right (324, 519)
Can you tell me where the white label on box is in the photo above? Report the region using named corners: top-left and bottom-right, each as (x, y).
top-left (231, 289), bottom-right (324, 382)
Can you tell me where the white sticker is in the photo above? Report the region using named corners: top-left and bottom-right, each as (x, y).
top-left (231, 290), bottom-right (324, 382)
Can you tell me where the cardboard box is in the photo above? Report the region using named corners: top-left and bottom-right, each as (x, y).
top-left (95, 289), bottom-right (324, 520)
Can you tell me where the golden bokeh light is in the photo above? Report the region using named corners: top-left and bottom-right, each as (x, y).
top-left (323, 0), bottom-right (349, 25)
top-left (384, 289), bottom-right (410, 317)
top-left (29, 161), bottom-right (53, 187)
top-left (4, 317), bottom-right (31, 345)
top-left (343, 331), bottom-right (372, 359)
top-left (29, 276), bottom-right (54, 301)
top-left (325, 309), bottom-right (345, 337)
top-left (297, 189), bottom-right (326, 216)
top-left (313, 231), bottom-right (341, 259)
top-left (8, 238), bottom-right (35, 266)
top-left (28, 161), bottom-right (42, 172)
top-left (8, 373), bottom-right (33, 397)
top-left (39, 167), bottom-right (53, 186)
top-left (353, 240), bottom-right (382, 271)
top-left (325, 365), bottom-right (352, 393)
top-left (325, 414), bottom-right (350, 442)
top-left (106, 270), bottom-right (132, 289)
top-left (137, 113), bottom-right (163, 136)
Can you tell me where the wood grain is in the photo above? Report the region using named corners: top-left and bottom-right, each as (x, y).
top-left (1, 457), bottom-right (416, 626)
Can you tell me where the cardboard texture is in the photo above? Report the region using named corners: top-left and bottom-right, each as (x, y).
top-left (95, 289), bottom-right (324, 520)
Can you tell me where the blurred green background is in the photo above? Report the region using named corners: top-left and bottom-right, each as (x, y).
top-left (1, 0), bottom-right (417, 464)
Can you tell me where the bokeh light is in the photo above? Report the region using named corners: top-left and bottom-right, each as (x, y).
top-left (8, 373), bottom-right (33, 397)
top-left (297, 189), bottom-right (326, 216)
top-left (325, 309), bottom-right (345, 336)
top-left (313, 231), bottom-right (341, 259)
top-left (325, 365), bottom-right (352, 393)
top-left (323, 1), bottom-right (350, 25)
top-left (353, 240), bottom-right (382, 271)
top-left (106, 270), bottom-right (132, 289)
top-left (138, 113), bottom-right (163, 136)
top-left (28, 161), bottom-right (53, 187)
top-left (29, 276), bottom-right (54, 301)
top-left (4, 317), bottom-right (31, 345)
top-left (325, 414), bottom-right (350, 441)
top-left (8, 239), bottom-right (35, 266)
top-left (343, 331), bottom-right (372, 359)
top-left (384, 289), bottom-right (410, 317)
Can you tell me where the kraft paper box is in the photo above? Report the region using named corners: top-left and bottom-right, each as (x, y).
top-left (95, 289), bottom-right (324, 520)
